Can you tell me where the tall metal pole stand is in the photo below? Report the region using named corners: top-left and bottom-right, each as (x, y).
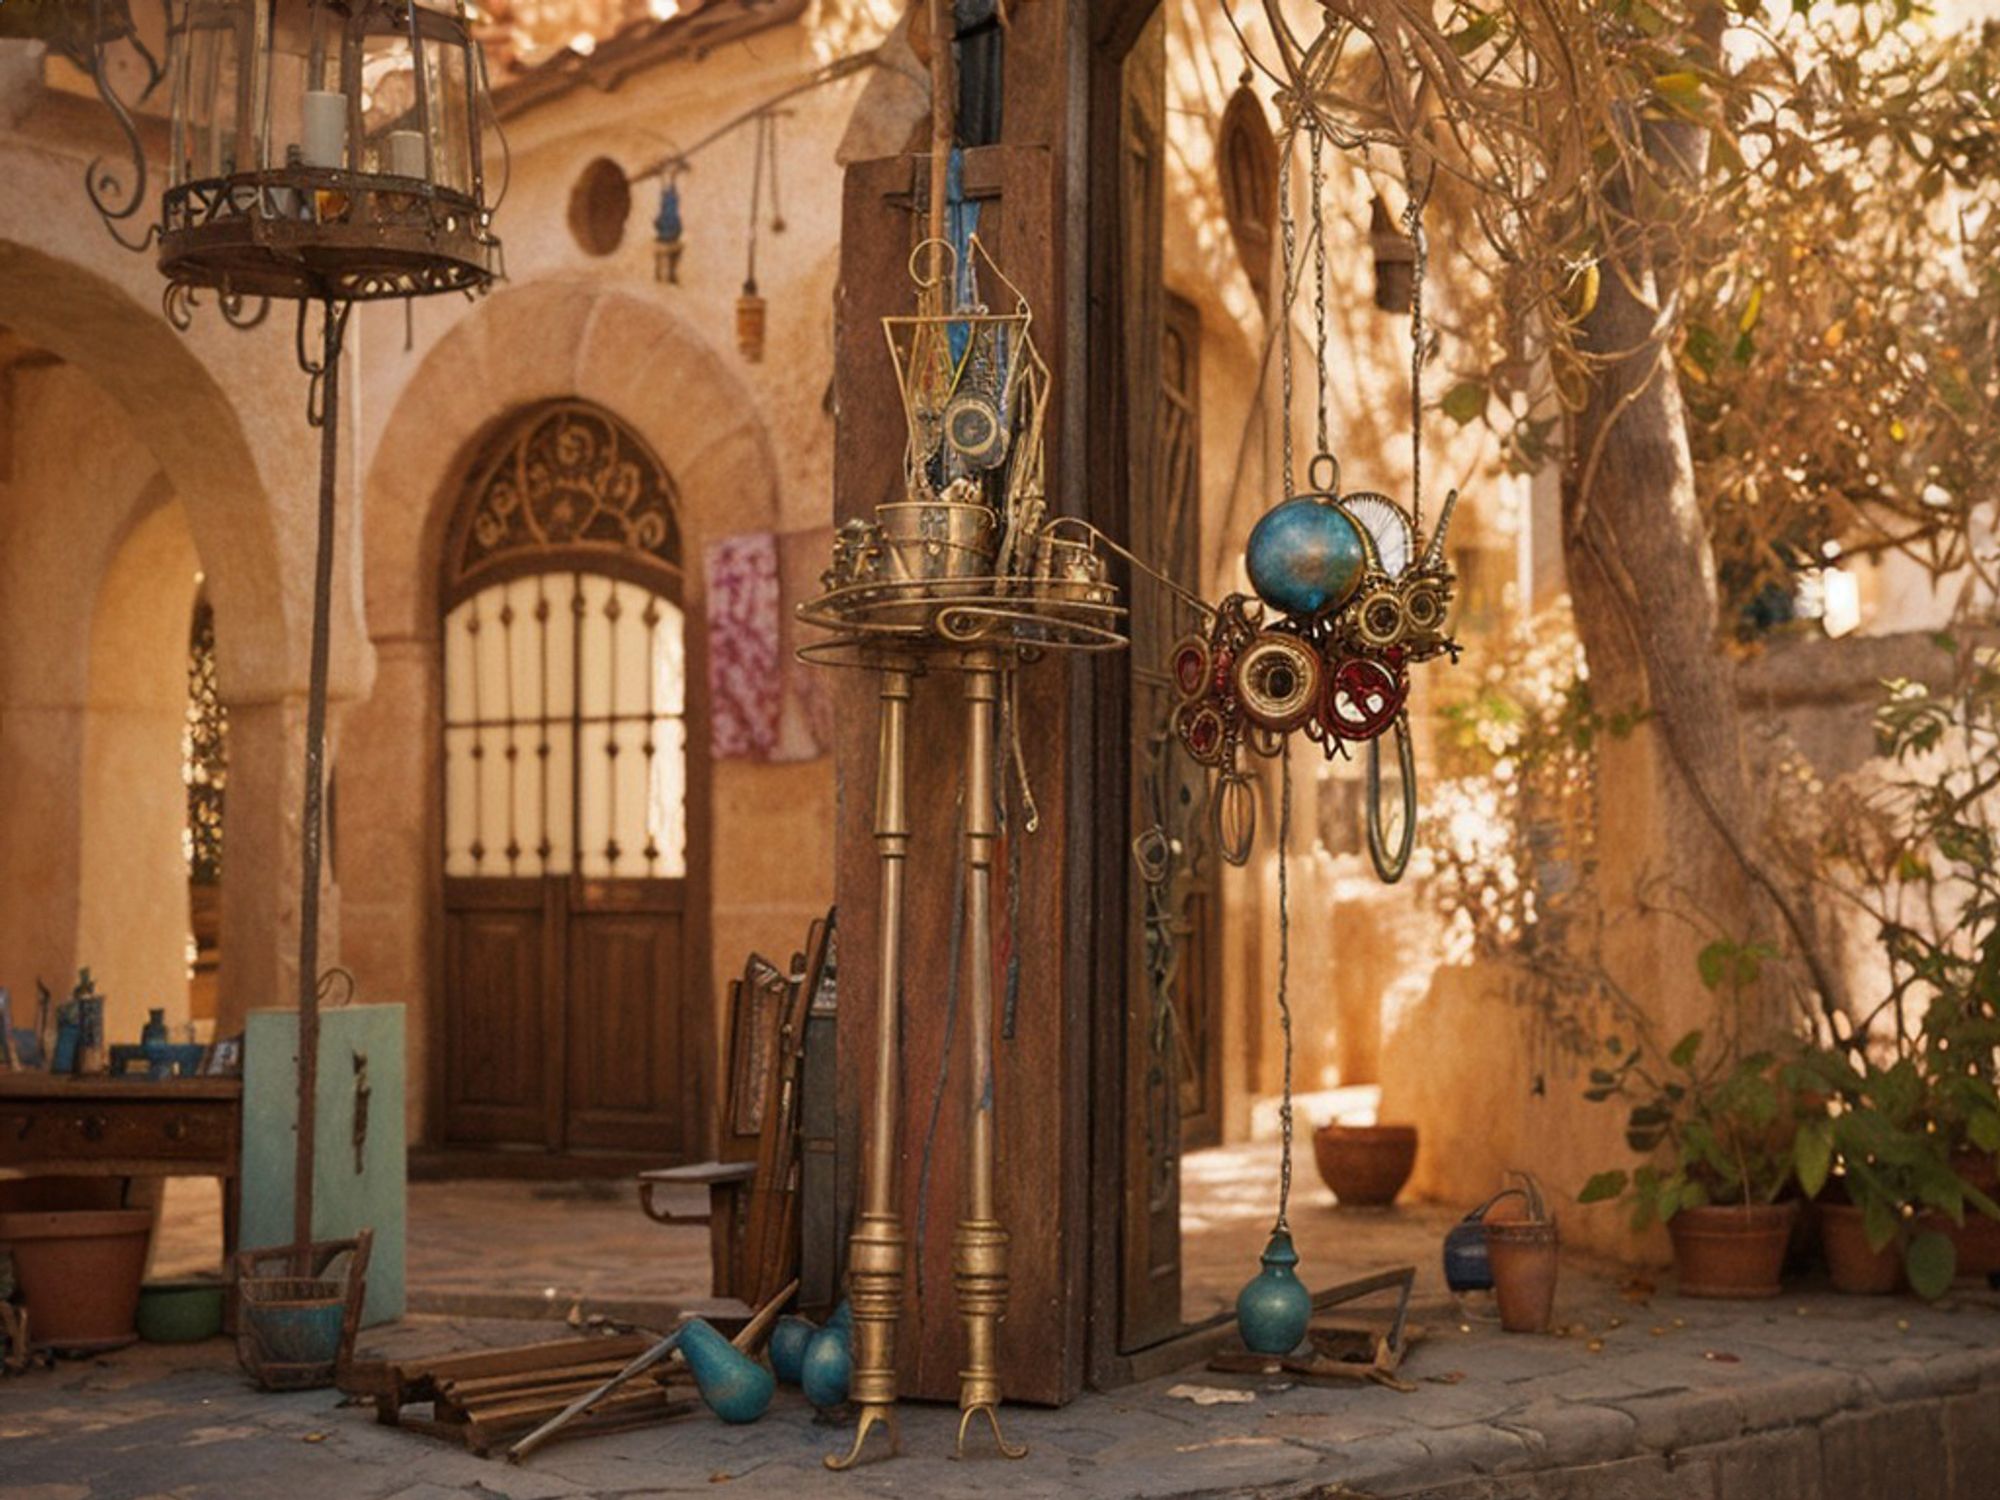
top-left (954, 650), bottom-right (1025, 1459)
top-left (829, 665), bottom-right (914, 1470)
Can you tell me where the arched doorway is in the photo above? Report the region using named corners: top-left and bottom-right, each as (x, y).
top-left (436, 400), bottom-right (705, 1161)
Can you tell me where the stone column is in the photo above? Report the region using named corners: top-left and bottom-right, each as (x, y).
top-left (214, 695), bottom-right (342, 1039)
top-left (332, 634), bottom-right (438, 1140)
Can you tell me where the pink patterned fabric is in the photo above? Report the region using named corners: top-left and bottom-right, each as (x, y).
top-left (705, 531), bottom-right (782, 760)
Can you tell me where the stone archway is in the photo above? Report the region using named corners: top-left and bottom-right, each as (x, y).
top-left (344, 281), bottom-right (781, 1150)
top-left (0, 139), bottom-right (366, 1029)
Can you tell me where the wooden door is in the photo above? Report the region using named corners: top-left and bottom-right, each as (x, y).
top-left (1116, 7), bottom-right (1181, 1351)
top-left (437, 402), bottom-right (700, 1162)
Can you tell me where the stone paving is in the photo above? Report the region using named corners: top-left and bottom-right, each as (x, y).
top-left (6, 1272), bottom-right (1999, 1499)
top-left (149, 1141), bottom-right (1462, 1328)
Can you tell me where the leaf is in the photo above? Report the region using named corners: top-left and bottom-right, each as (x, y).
top-left (1579, 1170), bottom-right (1629, 1204)
top-left (1904, 1230), bottom-right (1956, 1301)
top-left (1737, 283), bottom-right (1764, 334)
top-left (1968, 1111), bottom-right (2000, 1154)
top-left (1441, 381), bottom-right (1488, 426)
top-left (1669, 1030), bottom-right (1704, 1070)
top-left (1447, 12), bottom-right (1500, 54)
top-left (1862, 1194), bottom-right (1898, 1254)
top-left (1795, 1117), bottom-right (1834, 1199)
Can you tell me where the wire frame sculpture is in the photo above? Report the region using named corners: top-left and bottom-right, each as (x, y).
top-left (797, 228), bottom-right (1123, 1470)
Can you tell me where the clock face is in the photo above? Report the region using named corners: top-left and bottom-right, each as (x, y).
top-left (946, 394), bottom-right (1008, 468)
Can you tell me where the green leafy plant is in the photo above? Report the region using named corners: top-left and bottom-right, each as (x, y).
top-left (1580, 938), bottom-right (1801, 1226)
top-left (1788, 1046), bottom-right (1998, 1301)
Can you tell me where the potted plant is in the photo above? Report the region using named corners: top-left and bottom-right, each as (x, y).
top-left (1789, 1047), bottom-right (1996, 1298)
top-left (1580, 940), bottom-right (1805, 1297)
top-left (1792, 641), bottom-right (2000, 1293)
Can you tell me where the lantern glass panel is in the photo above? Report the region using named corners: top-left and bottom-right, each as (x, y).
top-left (170, 1), bottom-right (248, 185)
top-left (425, 36), bottom-right (473, 195)
top-left (357, 26), bottom-right (425, 180)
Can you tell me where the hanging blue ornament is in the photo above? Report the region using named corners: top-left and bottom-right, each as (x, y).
top-left (1235, 1227), bottom-right (1312, 1355)
top-left (1245, 498), bottom-right (1369, 619)
top-left (653, 181), bottom-right (684, 285)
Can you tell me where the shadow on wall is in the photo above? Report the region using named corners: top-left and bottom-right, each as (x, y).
top-left (1377, 960), bottom-right (1674, 1265)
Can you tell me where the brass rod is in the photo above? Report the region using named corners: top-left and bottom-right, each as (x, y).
top-left (954, 651), bottom-right (1023, 1459)
top-left (828, 665), bottom-right (913, 1471)
top-left (926, 0), bottom-right (955, 283)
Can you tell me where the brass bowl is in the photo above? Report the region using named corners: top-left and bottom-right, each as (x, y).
top-left (877, 500), bottom-right (1000, 590)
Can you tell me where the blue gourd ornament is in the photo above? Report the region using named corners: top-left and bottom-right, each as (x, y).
top-left (678, 1317), bottom-right (774, 1423)
top-left (768, 1314), bottom-right (816, 1385)
top-left (1236, 1228), bottom-right (1312, 1355)
top-left (799, 1321), bottom-right (853, 1409)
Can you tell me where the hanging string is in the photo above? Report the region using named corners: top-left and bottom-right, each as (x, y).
top-left (765, 110), bottom-right (786, 233)
top-left (743, 113), bottom-right (768, 293)
top-left (1274, 739), bottom-right (1295, 1232)
top-left (1276, 127), bottom-right (1297, 499)
top-left (1402, 147), bottom-right (1433, 538)
top-left (1308, 121), bottom-right (1331, 463)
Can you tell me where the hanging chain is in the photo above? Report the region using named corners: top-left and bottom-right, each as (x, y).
top-left (1308, 121), bottom-right (1331, 464)
top-left (1275, 740), bottom-right (1295, 1232)
top-left (1402, 147), bottom-right (1431, 538)
top-left (1276, 124), bottom-right (1298, 498)
top-left (744, 113), bottom-right (767, 291)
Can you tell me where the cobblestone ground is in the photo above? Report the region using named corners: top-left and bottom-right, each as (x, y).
top-left (5, 1276), bottom-right (1998, 1500)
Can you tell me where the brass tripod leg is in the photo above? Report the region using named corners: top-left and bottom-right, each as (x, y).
top-left (827, 665), bottom-right (913, 1472)
top-left (953, 652), bottom-right (1026, 1460)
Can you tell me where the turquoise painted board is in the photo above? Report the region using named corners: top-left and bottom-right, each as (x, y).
top-left (241, 1004), bottom-right (407, 1326)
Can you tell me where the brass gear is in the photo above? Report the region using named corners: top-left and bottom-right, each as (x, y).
top-left (1351, 586), bottom-right (1409, 652)
top-left (1232, 631), bottom-right (1322, 734)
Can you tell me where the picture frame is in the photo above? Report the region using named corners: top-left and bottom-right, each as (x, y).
top-left (725, 955), bottom-right (790, 1146)
top-left (201, 1032), bottom-right (244, 1077)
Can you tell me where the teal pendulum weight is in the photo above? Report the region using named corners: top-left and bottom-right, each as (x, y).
top-left (1236, 750), bottom-right (1313, 1356)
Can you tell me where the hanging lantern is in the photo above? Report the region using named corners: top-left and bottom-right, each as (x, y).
top-left (652, 179), bottom-right (684, 284)
top-left (736, 279), bottom-right (767, 362)
top-left (158, 0), bottom-right (502, 307)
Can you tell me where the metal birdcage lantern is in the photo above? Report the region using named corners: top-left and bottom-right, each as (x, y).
top-left (159, 0), bottom-right (501, 307)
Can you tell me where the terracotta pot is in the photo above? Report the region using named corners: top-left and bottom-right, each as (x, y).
top-left (1666, 1203), bottom-right (1797, 1299)
top-left (1818, 1202), bottom-right (1902, 1294)
top-left (0, 1208), bottom-right (152, 1351)
top-left (1312, 1123), bottom-right (1418, 1208)
top-left (1942, 1151), bottom-right (2000, 1279)
top-left (1485, 1219), bottom-right (1559, 1333)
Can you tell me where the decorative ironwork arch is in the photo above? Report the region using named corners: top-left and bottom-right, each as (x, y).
top-left (443, 399), bottom-right (684, 606)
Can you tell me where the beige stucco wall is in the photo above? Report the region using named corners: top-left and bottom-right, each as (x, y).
top-left (76, 497), bottom-right (203, 1044)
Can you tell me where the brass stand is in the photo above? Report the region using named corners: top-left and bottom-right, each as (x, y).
top-left (953, 651), bottom-right (1026, 1459)
top-left (827, 665), bottom-right (914, 1471)
top-left (798, 548), bottom-right (1122, 1469)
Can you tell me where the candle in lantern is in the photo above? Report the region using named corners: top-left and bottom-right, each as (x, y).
top-left (302, 91), bottom-right (347, 169)
top-left (387, 130), bottom-right (427, 180)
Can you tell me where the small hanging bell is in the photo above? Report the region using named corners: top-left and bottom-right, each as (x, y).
top-left (653, 181), bottom-right (684, 285)
top-left (1235, 1227), bottom-right (1312, 1355)
top-left (736, 278), bottom-right (767, 362)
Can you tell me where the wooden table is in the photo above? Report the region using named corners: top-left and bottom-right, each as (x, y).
top-left (0, 1073), bottom-right (243, 1257)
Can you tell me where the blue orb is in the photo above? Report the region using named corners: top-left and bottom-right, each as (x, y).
top-left (1246, 499), bottom-right (1369, 618)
